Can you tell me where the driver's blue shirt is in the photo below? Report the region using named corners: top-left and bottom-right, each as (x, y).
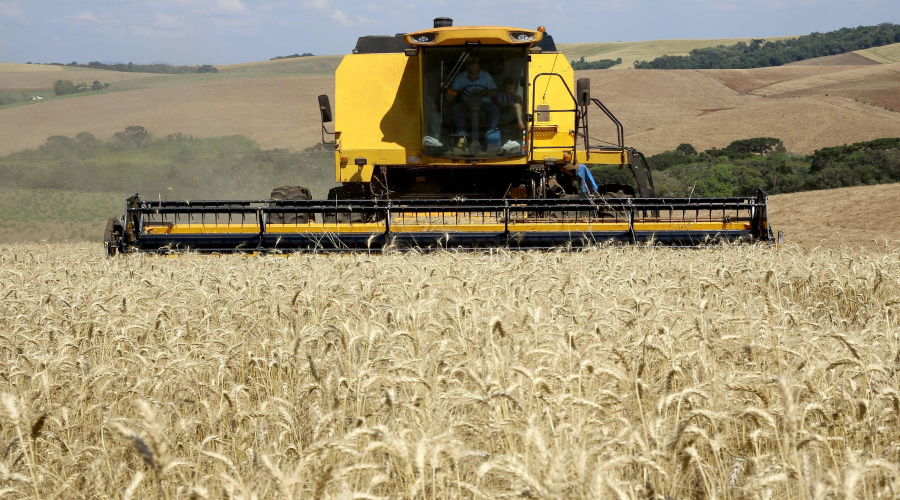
top-left (451, 70), bottom-right (496, 103)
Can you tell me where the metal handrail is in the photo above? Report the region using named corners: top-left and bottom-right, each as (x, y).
top-left (529, 72), bottom-right (578, 160)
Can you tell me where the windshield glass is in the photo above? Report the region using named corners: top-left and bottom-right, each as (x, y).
top-left (421, 46), bottom-right (528, 160)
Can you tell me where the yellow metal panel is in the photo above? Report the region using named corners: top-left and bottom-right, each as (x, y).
top-left (528, 53), bottom-right (575, 162)
top-left (584, 149), bottom-right (628, 166)
top-left (405, 27), bottom-right (542, 46)
top-left (334, 54), bottom-right (422, 180)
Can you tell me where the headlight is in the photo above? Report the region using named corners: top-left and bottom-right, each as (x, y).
top-left (510, 32), bottom-right (535, 42)
top-left (413, 33), bottom-right (435, 43)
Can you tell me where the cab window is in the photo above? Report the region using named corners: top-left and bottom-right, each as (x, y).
top-left (421, 46), bottom-right (528, 159)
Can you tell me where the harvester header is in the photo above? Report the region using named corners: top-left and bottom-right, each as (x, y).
top-left (104, 17), bottom-right (775, 255)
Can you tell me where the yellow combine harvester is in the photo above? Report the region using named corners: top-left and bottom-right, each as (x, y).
top-left (104, 18), bottom-right (774, 254)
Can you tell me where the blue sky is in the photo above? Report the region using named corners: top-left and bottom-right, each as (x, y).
top-left (0, 0), bottom-right (896, 65)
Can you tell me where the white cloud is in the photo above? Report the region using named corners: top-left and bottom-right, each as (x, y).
top-left (691, 0), bottom-right (739, 11)
top-left (155, 12), bottom-right (180, 28)
top-left (131, 24), bottom-right (187, 38)
top-left (154, 0), bottom-right (249, 15)
top-left (332, 9), bottom-right (351, 26)
top-left (329, 10), bottom-right (371, 27)
top-left (582, 0), bottom-right (636, 11)
top-left (758, 0), bottom-right (819, 7)
top-left (708, 2), bottom-right (739, 11)
top-left (260, 2), bottom-right (289, 12)
top-left (305, 0), bottom-right (329, 10)
top-left (211, 16), bottom-right (257, 28)
top-left (0, 1), bottom-right (26, 22)
top-left (71, 11), bottom-right (103, 24)
top-left (213, 0), bottom-right (249, 15)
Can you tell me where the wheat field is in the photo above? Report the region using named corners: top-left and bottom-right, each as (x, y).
top-left (1, 243), bottom-right (899, 499)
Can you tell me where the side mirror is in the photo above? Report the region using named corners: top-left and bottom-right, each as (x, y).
top-left (576, 78), bottom-right (590, 107)
top-left (318, 94), bottom-right (333, 123)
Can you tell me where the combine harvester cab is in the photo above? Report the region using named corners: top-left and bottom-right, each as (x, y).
top-left (104, 18), bottom-right (774, 255)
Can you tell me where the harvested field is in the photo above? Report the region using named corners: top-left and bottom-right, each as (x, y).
top-left (0, 68), bottom-right (161, 91)
top-left (218, 56), bottom-right (343, 75)
top-left (705, 65), bottom-right (864, 94)
top-left (0, 221), bottom-right (98, 244)
top-left (0, 74), bottom-right (334, 155)
top-left (856, 42), bottom-right (900, 64)
top-left (0, 63), bottom-right (66, 73)
top-left (2, 48), bottom-right (899, 156)
top-left (769, 183), bottom-right (900, 251)
top-left (704, 63), bottom-right (900, 112)
top-left (785, 52), bottom-right (880, 66)
top-left (1, 242), bottom-right (898, 498)
top-left (581, 68), bottom-right (900, 154)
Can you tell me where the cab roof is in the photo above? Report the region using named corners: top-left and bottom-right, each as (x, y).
top-left (404, 26), bottom-right (544, 47)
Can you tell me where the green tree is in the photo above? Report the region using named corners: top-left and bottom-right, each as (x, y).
top-left (113, 126), bottom-right (151, 148)
top-left (53, 80), bottom-right (77, 95)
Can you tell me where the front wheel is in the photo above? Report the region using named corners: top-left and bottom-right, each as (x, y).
top-left (269, 186), bottom-right (313, 224)
top-left (324, 185), bottom-right (372, 223)
top-left (103, 218), bottom-right (123, 257)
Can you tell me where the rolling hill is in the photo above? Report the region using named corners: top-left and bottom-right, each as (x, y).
top-left (856, 42), bottom-right (900, 64)
top-left (557, 36), bottom-right (798, 70)
top-left (1, 60), bottom-right (898, 157)
top-left (768, 183), bottom-right (900, 251)
top-left (2, 38), bottom-right (899, 157)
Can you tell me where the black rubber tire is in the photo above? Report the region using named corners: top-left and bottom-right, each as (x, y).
top-left (103, 218), bottom-right (120, 257)
top-left (549, 194), bottom-right (582, 221)
top-left (323, 185), bottom-right (368, 224)
top-left (595, 183), bottom-right (636, 199)
top-left (269, 186), bottom-right (313, 224)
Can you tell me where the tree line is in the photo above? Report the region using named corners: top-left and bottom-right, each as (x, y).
top-left (634, 23), bottom-right (900, 69)
top-left (589, 137), bottom-right (900, 197)
top-left (53, 79), bottom-right (110, 96)
top-left (0, 127), bottom-right (336, 200)
top-left (2, 128), bottom-right (896, 201)
top-left (42, 61), bottom-right (219, 74)
top-left (570, 57), bottom-right (622, 70)
top-left (270, 53), bottom-right (315, 60)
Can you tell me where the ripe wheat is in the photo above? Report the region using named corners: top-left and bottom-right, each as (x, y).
top-left (0, 242), bottom-right (898, 499)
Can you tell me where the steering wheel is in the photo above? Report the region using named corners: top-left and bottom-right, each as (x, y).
top-left (459, 84), bottom-right (488, 98)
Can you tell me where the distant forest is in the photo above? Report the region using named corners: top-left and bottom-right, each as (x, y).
top-left (37, 61), bottom-right (219, 74)
top-left (570, 57), bottom-right (622, 70)
top-left (0, 127), bottom-right (335, 199)
top-left (1, 128), bottom-right (896, 201)
top-left (590, 137), bottom-right (900, 197)
top-left (634, 23), bottom-right (900, 69)
top-left (270, 53), bottom-right (315, 60)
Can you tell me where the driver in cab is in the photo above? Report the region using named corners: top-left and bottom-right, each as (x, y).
top-left (446, 55), bottom-right (500, 148)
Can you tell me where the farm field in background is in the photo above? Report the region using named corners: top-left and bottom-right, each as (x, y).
top-left (2, 42), bottom-right (899, 156)
top-left (557, 36), bottom-right (799, 70)
top-left (0, 188), bottom-right (125, 243)
top-left (1, 243), bottom-right (898, 498)
top-left (768, 183), bottom-right (900, 251)
top-left (856, 43), bottom-right (900, 63)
